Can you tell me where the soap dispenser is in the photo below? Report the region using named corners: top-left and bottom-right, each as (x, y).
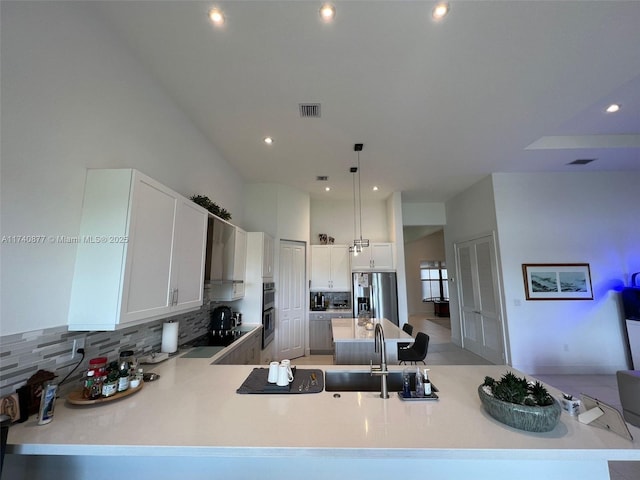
top-left (415, 366), bottom-right (424, 397)
top-left (423, 369), bottom-right (431, 396)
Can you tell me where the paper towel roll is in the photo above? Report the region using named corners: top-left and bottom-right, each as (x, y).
top-left (161, 321), bottom-right (179, 353)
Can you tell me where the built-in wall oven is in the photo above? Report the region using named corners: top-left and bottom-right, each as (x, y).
top-left (262, 282), bottom-right (275, 348)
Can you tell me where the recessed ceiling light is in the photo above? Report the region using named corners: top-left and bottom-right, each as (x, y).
top-left (319, 3), bottom-right (336, 22)
top-left (325, 187), bottom-right (331, 192)
top-left (432, 2), bottom-right (450, 21)
top-left (605, 103), bottom-right (621, 113)
top-left (263, 137), bottom-right (274, 145)
top-left (208, 8), bottom-right (225, 25)
top-left (372, 186), bottom-right (379, 191)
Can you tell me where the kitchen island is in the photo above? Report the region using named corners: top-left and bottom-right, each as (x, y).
top-left (5, 357), bottom-right (639, 480)
top-left (331, 317), bottom-right (413, 364)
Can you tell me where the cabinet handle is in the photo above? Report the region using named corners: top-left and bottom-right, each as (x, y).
top-left (173, 289), bottom-right (179, 306)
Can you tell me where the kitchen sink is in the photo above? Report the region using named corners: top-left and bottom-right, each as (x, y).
top-left (324, 370), bottom-right (417, 392)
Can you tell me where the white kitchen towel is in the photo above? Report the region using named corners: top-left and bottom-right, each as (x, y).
top-left (161, 321), bottom-right (179, 353)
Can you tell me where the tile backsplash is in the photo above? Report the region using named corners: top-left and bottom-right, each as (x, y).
top-left (309, 291), bottom-right (351, 309)
top-left (0, 303), bottom-right (212, 398)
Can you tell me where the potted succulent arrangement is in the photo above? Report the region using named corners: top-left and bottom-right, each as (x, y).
top-left (190, 195), bottom-right (232, 220)
top-left (478, 371), bottom-right (562, 432)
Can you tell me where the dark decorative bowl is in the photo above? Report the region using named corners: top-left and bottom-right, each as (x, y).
top-left (477, 385), bottom-right (562, 432)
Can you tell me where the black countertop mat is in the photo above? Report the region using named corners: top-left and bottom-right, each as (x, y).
top-left (236, 368), bottom-right (324, 394)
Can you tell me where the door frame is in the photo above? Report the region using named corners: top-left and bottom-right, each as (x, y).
top-left (453, 231), bottom-right (510, 365)
top-left (276, 239), bottom-right (307, 360)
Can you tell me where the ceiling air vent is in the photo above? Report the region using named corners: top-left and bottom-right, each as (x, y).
top-left (316, 176), bottom-right (328, 181)
top-left (299, 103), bottom-right (321, 118)
top-left (567, 159), bottom-right (596, 166)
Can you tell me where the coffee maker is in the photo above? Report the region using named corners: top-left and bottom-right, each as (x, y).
top-left (312, 292), bottom-right (325, 310)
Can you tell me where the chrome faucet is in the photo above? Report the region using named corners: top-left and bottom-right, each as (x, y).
top-left (370, 323), bottom-right (389, 399)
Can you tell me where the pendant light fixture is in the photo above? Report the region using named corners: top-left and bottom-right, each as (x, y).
top-left (349, 165), bottom-right (360, 255)
top-left (349, 143), bottom-right (369, 255)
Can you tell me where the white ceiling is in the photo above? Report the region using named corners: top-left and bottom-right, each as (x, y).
top-left (95, 1), bottom-right (640, 202)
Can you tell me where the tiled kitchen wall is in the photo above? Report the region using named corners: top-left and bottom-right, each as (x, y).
top-left (309, 291), bottom-right (351, 309)
top-left (0, 303), bottom-right (212, 398)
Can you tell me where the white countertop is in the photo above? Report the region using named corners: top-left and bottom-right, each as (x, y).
top-left (309, 308), bottom-right (352, 314)
top-left (7, 359), bottom-right (639, 459)
top-left (331, 317), bottom-right (412, 342)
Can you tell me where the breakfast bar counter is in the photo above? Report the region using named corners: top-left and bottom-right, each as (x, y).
top-left (5, 359), bottom-right (640, 480)
top-left (331, 317), bottom-right (413, 364)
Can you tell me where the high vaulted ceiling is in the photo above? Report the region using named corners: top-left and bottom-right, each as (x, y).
top-left (95, 1), bottom-right (640, 202)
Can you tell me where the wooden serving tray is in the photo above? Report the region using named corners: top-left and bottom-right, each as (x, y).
top-left (67, 382), bottom-right (143, 405)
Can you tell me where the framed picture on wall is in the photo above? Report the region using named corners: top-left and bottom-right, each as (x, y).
top-left (522, 263), bottom-right (593, 300)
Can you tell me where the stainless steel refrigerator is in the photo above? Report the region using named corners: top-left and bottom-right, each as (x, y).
top-left (352, 272), bottom-right (398, 325)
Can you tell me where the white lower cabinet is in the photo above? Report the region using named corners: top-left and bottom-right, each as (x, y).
top-left (68, 169), bottom-right (207, 331)
top-left (309, 312), bottom-right (350, 354)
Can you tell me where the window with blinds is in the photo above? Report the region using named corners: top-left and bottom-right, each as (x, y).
top-left (420, 261), bottom-right (449, 302)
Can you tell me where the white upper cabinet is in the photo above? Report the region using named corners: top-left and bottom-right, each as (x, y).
top-left (262, 233), bottom-right (275, 279)
top-left (310, 245), bottom-right (350, 291)
top-left (208, 220), bottom-right (247, 301)
top-left (68, 169), bottom-right (208, 331)
top-left (237, 232), bottom-right (274, 329)
top-left (230, 227), bottom-right (247, 299)
top-left (172, 200), bottom-right (210, 311)
top-left (245, 232), bottom-right (275, 281)
top-left (350, 242), bottom-right (395, 271)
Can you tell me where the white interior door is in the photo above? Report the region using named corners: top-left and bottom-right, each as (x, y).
top-left (277, 240), bottom-right (306, 360)
top-left (455, 234), bottom-right (505, 365)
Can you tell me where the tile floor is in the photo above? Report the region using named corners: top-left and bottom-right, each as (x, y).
top-left (291, 315), bottom-right (639, 480)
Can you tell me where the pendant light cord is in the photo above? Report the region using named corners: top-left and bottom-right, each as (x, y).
top-left (357, 151), bottom-right (363, 242)
top-left (352, 169), bottom-right (358, 243)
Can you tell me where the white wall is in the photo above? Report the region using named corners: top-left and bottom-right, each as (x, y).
top-left (404, 230), bottom-right (446, 315)
top-left (401, 202), bottom-right (446, 226)
top-left (310, 199), bottom-right (389, 245)
top-left (387, 192), bottom-right (408, 327)
top-left (443, 175), bottom-right (498, 346)
top-left (242, 183), bottom-right (310, 289)
top-left (0, 2), bottom-right (245, 335)
top-left (243, 184), bottom-right (279, 236)
top-left (493, 172), bottom-right (640, 374)
top-left (277, 186), bottom-right (311, 245)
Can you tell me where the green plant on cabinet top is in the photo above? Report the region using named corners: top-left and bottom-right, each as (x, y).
top-left (190, 195), bottom-right (231, 220)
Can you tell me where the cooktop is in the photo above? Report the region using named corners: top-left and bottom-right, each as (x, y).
top-left (189, 330), bottom-right (247, 348)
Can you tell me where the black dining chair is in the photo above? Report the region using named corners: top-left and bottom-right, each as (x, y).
top-left (398, 332), bottom-right (430, 365)
top-left (398, 323), bottom-right (414, 350)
